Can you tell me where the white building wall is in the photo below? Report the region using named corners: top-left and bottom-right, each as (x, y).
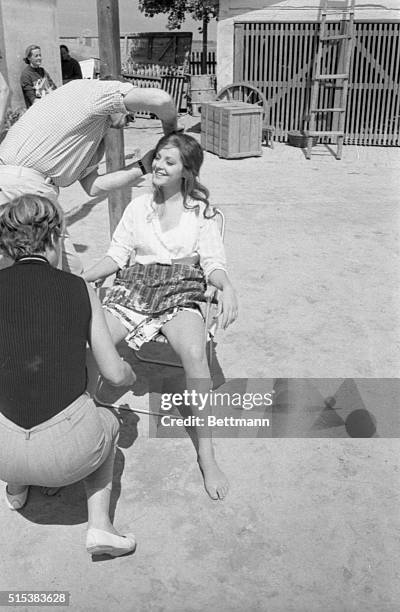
top-left (217, 1), bottom-right (274, 88)
top-left (0, 0), bottom-right (61, 109)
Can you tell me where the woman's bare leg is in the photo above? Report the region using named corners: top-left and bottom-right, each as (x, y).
top-left (104, 310), bottom-right (129, 345)
top-left (84, 419), bottom-right (120, 534)
top-left (162, 310), bottom-right (229, 500)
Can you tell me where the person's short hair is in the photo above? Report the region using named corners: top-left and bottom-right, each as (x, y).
top-left (0, 195), bottom-right (64, 260)
top-left (23, 44), bottom-right (40, 64)
top-left (60, 44), bottom-right (69, 54)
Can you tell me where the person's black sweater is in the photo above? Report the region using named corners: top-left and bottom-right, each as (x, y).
top-left (20, 65), bottom-right (56, 107)
top-left (0, 256), bottom-right (91, 428)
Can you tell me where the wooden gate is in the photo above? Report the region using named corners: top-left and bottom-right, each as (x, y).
top-left (234, 21), bottom-right (400, 145)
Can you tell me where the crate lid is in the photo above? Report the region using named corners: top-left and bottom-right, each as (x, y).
top-left (202, 100), bottom-right (263, 112)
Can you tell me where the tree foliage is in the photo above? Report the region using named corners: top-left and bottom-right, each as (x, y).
top-left (138, 0), bottom-right (219, 30)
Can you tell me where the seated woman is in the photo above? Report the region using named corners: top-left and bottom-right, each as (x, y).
top-left (20, 44), bottom-right (57, 108)
top-left (84, 132), bottom-right (238, 501)
top-left (0, 195), bottom-right (136, 557)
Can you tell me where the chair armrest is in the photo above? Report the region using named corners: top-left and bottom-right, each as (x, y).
top-left (204, 284), bottom-right (217, 300)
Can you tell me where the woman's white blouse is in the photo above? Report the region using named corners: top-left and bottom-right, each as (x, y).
top-left (107, 191), bottom-right (227, 278)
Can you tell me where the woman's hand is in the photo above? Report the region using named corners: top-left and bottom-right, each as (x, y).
top-left (216, 283), bottom-right (238, 330)
top-left (83, 256), bottom-right (119, 283)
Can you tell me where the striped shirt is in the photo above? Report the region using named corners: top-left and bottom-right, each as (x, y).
top-left (107, 191), bottom-right (226, 279)
top-left (0, 79), bottom-right (133, 187)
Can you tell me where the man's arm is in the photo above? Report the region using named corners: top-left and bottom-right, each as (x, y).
top-left (0, 72), bottom-right (9, 131)
top-left (79, 150), bottom-right (153, 197)
top-left (122, 87), bottom-right (178, 135)
top-left (79, 161), bottom-right (144, 197)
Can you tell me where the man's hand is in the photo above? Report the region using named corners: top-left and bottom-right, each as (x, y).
top-left (109, 112), bottom-right (128, 129)
top-left (140, 149), bottom-right (155, 174)
top-left (161, 117), bottom-right (179, 136)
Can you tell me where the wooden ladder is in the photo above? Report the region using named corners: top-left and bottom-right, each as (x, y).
top-left (306, 0), bottom-right (355, 160)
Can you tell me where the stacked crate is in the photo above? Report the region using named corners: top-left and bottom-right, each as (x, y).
top-left (201, 101), bottom-right (263, 158)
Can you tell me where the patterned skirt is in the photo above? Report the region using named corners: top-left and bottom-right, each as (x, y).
top-left (102, 262), bottom-right (215, 350)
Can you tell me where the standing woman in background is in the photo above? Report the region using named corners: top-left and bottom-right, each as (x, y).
top-left (20, 44), bottom-right (57, 108)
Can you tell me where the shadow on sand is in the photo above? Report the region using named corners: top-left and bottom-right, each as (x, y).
top-left (271, 378), bottom-right (378, 438)
top-left (18, 340), bottom-right (225, 527)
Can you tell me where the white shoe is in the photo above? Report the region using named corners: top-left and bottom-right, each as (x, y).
top-left (5, 485), bottom-right (29, 510)
top-left (86, 528), bottom-right (136, 557)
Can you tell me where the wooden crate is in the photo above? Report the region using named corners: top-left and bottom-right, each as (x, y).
top-left (201, 101), bottom-right (263, 158)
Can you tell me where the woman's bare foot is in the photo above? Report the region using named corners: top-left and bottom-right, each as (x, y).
top-left (198, 454), bottom-right (229, 500)
top-left (40, 487), bottom-right (62, 496)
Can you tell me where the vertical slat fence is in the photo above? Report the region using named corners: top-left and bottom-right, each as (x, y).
top-left (234, 21), bottom-right (400, 145)
top-left (189, 51), bottom-right (216, 75)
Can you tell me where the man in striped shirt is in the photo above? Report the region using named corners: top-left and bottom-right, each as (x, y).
top-left (0, 79), bottom-right (178, 273)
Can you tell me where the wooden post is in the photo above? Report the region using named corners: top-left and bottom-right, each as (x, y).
top-left (96, 0), bottom-right (130, 235)
top-left (201, 10), bottom-right (208, 74)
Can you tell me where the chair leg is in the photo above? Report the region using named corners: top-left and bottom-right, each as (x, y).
top-left (93, 375), bottom-right (167, 417)
top-left (207, 339), bottom-right (213, 369)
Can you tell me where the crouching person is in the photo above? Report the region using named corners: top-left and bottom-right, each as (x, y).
top-left (0, 195), bottom-right (136, 557)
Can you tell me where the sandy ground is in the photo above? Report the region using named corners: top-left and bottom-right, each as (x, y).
top-left (1, 116), bottom-right (400, 612)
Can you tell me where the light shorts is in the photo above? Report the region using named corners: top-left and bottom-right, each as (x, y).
top-left (103, 302), bottom-right (204, 350)
top-left (0, 393), bottom-right (119, 487)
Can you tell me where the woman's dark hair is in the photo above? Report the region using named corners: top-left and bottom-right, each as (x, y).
top-left (24, 44), bottom-right (40, 65)
top-left (0, 195), bottom-right (64, 260)
top-left (152, 132), bottom-right (215, 218)
top-left (60, 44), bottom-right (69, 53)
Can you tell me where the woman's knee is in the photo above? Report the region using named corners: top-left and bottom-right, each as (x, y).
top-left (104, 310), bottom-right (128, 345)
top-left (180, 342), bottom-right (208, 369)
